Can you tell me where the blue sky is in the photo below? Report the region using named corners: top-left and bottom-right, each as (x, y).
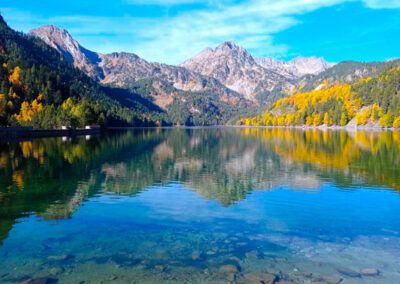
top-left (1, 0), bottom-right (400, 64)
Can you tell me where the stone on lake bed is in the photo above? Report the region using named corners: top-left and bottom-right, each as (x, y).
top-left (191, 251), bottom-right (203, 260)
top-left (360, 268), bottom-right (379, 276)
top-left (229, 256), bottom-right (241, 263)
top-left (293, 271), bottom-right (312, 278)
top-left (245, 250), bottom-right (260, 259)
top-left (336, 267), bottom-right (361, 277)
top-left (219, 264), bottom-right (239, 273)
top-left (243, 272), bottom-right (277, 284)
top-left (266, 267), bottom-right (281, 276)
top-left (313, 274), bottom-right (342, 284)
top-left (227, 273), bottom-right (236, 281)
top-left (49, 266), bottom-right (64, 276)
top-left (47, 254), bottom-right (73, 261)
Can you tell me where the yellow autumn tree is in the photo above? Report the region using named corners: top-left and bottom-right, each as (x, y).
top-left (393, 116), bottom-right (400, 128)
top-left (9, 66), bottom-right (22, 87)
top-left (355, 107), bottom-right (371, 125)
top-left (14, 95), bottom-right (46, 123)
top-left (323, 112), bottom-right (333, 126)
top-left (306, 116), bottom-right (313, 126)
top-left (0, 94), bottom-right (5, 113)
top-left (313, 113), bottom-right (321, 126)
top-left (340, 113), bottom-right (347, 126)
top-left (379, 113), bottom-right (393, 127)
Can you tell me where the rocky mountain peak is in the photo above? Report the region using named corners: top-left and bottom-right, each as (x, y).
top-left (30, 25), bottom-right (104, 80)
top-left (216, 41), bottom-right (244, 52)
top-left (30, 25), bottom-right (77, 58)
top-left (180, 42), bottom-right (291, 101)
top-left (289, 56), bottom-right (334, 76)
top-left (255, 55), bottom-right (334, 77)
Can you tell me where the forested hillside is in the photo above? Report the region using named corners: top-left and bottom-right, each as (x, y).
top-left (300, 60), bottom-right (400, 92)
top-left (239, 66), bottom-right (400, 128)
top-left (0, 15), bottom-right (165, 128)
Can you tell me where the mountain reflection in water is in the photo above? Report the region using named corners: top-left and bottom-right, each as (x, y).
top-left (0, 128), bottom-right (400, 283)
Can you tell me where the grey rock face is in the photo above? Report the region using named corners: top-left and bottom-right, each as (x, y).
top-left (180, 41), bottom-right (297, 101)
top-left (255, 56), bottom-right (334, 77)
top-left (30, 25), bottom-right (104, 80)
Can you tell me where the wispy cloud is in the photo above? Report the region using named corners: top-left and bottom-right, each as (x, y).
top-left (363, 0), bottom-right (400, 8)
top-left (1, 0), bottom-right (399, 64)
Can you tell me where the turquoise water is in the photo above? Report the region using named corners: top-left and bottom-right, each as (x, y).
top-left (1, 128), bottom-right (400, 283)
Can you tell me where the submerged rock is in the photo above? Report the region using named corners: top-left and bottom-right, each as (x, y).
top-left (49, 267), bottom-right (64, 276)
top-left (245, 250), bottom-right (260, 259)
top-left (336, 267), bottom-right (361, 277)
top-left (47, 254), bottom-right (73, 261)
top-left (266, 267), bottom-right (281, 276)
top-left (293, 271), bottom-right (312, 279)
top-left (227, 273), bottom-right (236, 281)
top-left (313, 274), bottom-right (342, 284)
top-left (191, 251), bottom-right (203, 260)
top-left (360, 268), bottom-right (379, 276)
top-left (244, 272), bottom-right (277, 284)
top-left (219, 264), bottom-right (239, 273)
top-left (229, 256), bottom-right (241, 263)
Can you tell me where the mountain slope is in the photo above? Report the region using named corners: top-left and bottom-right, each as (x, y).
top-left (0, 15), bottom-right (164, 128)
top-left (30, 26), bottom-right (248, 109)
top-left (29, 25), bottom-right (104, 80)
top-left (301, 59), bottom-right (400, 91)
top-left (238, 66), bottom-right (400, 128)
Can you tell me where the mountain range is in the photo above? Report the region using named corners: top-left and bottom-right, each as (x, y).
top-left (1, 14), bottom-right (399, 128)
top-left (29, 25), bottom-right (334, 107)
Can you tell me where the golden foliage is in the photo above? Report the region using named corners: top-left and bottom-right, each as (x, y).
top-left (355, 107), bottom-right (371, 125)
top-left (9, 66), bottom-right (22, 86)
top-left (14, 95), bottom-right (46, 122)
top-left (393, 116), bottom-right (400, 128)
top-left (240, 84), bottom-right (357, 127)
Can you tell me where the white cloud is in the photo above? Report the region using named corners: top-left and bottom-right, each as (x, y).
top-left (362, 0), bottom-right (400, 8)
top-left (129, 0), bottom-right (346, 63)
top-left (1, 0), bottom-right (400, 64)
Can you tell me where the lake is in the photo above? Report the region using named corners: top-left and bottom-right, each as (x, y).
top-left (1, 128), bottom-right (400, 283)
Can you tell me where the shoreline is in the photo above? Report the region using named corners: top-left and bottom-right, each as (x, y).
top-left (1, 124), bottom-right (398, 142)
top-left (108, 125), bottom-right (400, 131)
top-left (0, 127), bottom-right (101, 141)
